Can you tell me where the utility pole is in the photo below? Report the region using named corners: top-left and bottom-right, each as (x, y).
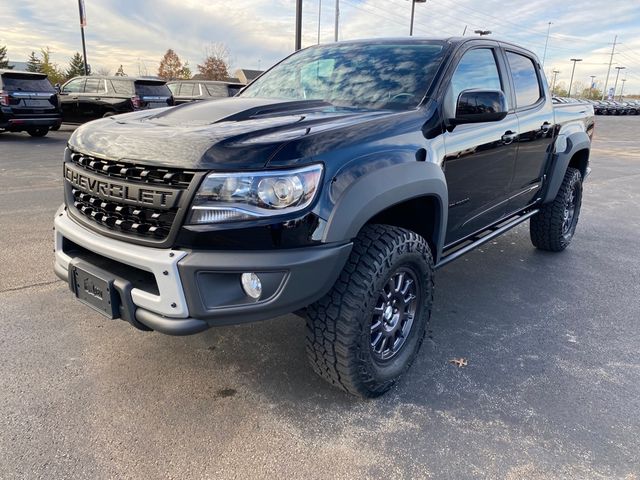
top-left (602, 35), bottom-right (618, 100)
top-left (542, 22), bottom-right (552, 67)
top-left (409, 0), bottom-right (427, 36)
top-left (295, 0), bottom-right (303, 51)
top-left (613, 66), bottom-right (625, 99)
top-left (77, 0), bottom-right (89, 75)
top-left (619, 78), bottom-right (626, 101)
top-left (317, 0), bottom-right (322, 44)
top-left (551, 70), bottom-right (560, 94)
top-left (567, 58), bottom-right (582, 98)
top-left (334, 0), bottom-right (339, 42)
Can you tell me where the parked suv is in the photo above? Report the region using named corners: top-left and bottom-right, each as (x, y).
top-left (167, 80), bottom-right (245, 105)
top-left (59, 76), bottom-right (174, 123)
top-left (0, 69), bottom-right (62, 136)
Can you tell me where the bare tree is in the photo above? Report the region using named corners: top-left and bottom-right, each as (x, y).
top-left (94, 66), bottom-right (111, 76)
top-left (197, 43), bottom-right (231, 81)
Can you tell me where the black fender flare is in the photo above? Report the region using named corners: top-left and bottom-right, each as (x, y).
top-left (322, 161), bottom-right (448, 261)
top-left (543, 131), bottom-right (590, 203)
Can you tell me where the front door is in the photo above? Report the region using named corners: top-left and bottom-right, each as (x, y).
top-left (442, 47), bottom-right (518, 245)
top-left (59, 78), bottom-right (85, 123)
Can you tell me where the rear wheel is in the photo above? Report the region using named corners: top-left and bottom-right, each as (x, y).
top-left (306, 225), bottom-right (434, 397)
top-left (27, 128), bottom-right (49, 137)
top-left (530, 167), bottom-right (583, 252)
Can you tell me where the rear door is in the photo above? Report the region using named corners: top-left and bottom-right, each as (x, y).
top-left (502, 48), bottom-right (555, 213)
top-left (442, 45), bottom-right (519, 245)
top-left (134, 80), bottom-right (173, 109)
top-left (0, 72), bottom-right (58, 117)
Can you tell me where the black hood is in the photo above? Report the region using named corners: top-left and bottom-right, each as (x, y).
top-left (68, 97), bottom-right (402, 170)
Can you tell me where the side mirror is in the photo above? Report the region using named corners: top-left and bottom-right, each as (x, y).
top-left (451, 89), bottom-right (508, 125)
top-left (55, 84), bottom-right (62, 94)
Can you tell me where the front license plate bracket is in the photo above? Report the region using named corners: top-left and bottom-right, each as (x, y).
top-left (70, 263), bottom-right (120, 319)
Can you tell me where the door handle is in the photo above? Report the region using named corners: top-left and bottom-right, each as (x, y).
top-left (501, 130), bottom-right (518, 144)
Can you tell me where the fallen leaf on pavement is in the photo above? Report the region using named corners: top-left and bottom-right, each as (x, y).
top-left (449, 358), bottom-right (468, 368)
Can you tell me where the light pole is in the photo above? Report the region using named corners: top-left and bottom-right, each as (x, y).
top-left (613, 66), bottom-right (626, 99)
top-left (619, 78), bottom-right (626, 101)
top-left (567, 58), bottom-right (582, 98)
top-left (542, 22), bottom-right (552, 67)
top-left (334, 0), bottom-right (339, 42)
top-left (410, 0), bottom-right (427, 36)
top-left (474, 30), bottom-right (492, 36)
top-left (317, 0), bottom-right (322, 44)
top-left (77, 0), bottom-right (89, 75)
top-left (551, 70), bottom-right (560, 94)
top-left (295, 0), bottom-right (303, 51)
top-left (589, 75), bottom-right (596, 98)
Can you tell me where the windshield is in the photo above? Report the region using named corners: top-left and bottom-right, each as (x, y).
top-left (241, 41), bottom-right (446, 110)
top-left (1, 74), bottom-right (55, 92)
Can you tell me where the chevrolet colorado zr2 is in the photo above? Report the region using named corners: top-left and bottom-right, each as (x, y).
top-left (54, 38), bottom-right (594, 397)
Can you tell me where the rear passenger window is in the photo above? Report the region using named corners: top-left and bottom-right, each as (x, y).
top-left (205, 84), bottom-right (228, 97)
top-left (506, 52), bottom-right (542, 108)
top-left (451, 48), bottom-right (502, 103)
top-left (83, 78), bottom-right (103, 93)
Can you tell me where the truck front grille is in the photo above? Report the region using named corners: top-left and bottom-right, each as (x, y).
top-left (65, 150), bottom-right (198, 244)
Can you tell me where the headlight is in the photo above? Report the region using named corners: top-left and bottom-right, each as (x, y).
top-left (188, 164), bottom-right (323, 224)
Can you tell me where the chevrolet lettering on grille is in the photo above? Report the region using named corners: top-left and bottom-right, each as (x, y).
top-left (64, 164), bottom-right (180, 209)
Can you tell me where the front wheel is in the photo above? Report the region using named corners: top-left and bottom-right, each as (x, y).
top-left (530, 167), bottom-right (583, 252)
top-left (306, 225), bottom-right (434, 397)
top-left (27, 128), bottom-right (49, 137)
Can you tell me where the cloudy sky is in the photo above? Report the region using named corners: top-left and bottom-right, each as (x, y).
top-left (1, 0), bottom-right (639, 94)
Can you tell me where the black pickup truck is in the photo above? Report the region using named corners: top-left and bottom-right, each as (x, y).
top-left (54, 38), bottom-right (594, 397)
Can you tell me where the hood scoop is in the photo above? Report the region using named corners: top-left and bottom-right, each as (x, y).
top-left (145, 97), bottom-right (332, 127)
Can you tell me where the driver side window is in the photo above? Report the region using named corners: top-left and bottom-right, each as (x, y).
top-left (448, 48), bottom-right (503, 115)
top-left (62, 78), bottom-right (85, 94)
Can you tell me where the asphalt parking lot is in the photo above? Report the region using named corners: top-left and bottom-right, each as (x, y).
top-left (1, 117), bottom-right (639, 479)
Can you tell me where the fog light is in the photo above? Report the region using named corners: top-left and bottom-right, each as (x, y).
top-left (241, 272), bottom-right (262, 299)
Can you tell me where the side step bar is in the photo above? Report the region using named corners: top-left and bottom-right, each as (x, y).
top-left (436, 209), bottom-right (539, 269)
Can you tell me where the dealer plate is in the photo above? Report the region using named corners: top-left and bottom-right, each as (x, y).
top-left (71, 265), bottom-right (120, 319)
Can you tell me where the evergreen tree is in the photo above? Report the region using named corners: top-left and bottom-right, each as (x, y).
top-left (39, 47), bottom-right (64, 84)
top-left (115, 64), bottom-right (127, 76)
top-left (66, 52), bottom-right (86, 79)
top-left (0, 45), bottom-right (12, 69)
top-left (26, 51), bottom-right (41, 72)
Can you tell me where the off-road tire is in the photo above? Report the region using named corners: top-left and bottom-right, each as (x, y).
top-left (306, 225), bottom-right (434, 397)
top-left (530, 167), bottom-right (583, 252)
top-left (27, 128), bottom-right (49, 137)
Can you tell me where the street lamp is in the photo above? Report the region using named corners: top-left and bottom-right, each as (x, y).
top-left (409, 0), bottom-right (427, 36)
top-left (567, 58), bottom-right (582, 98)
top-left (474, 30), bottom-right (492, 36)
top-left (542, 22), bottom-right (552, 67)
top-left (619, 78), bottom-right (627, 101)
top-left (613, 66), bottom-right (626, 99)
top-left (551, 70), bottom-right (560, 94)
